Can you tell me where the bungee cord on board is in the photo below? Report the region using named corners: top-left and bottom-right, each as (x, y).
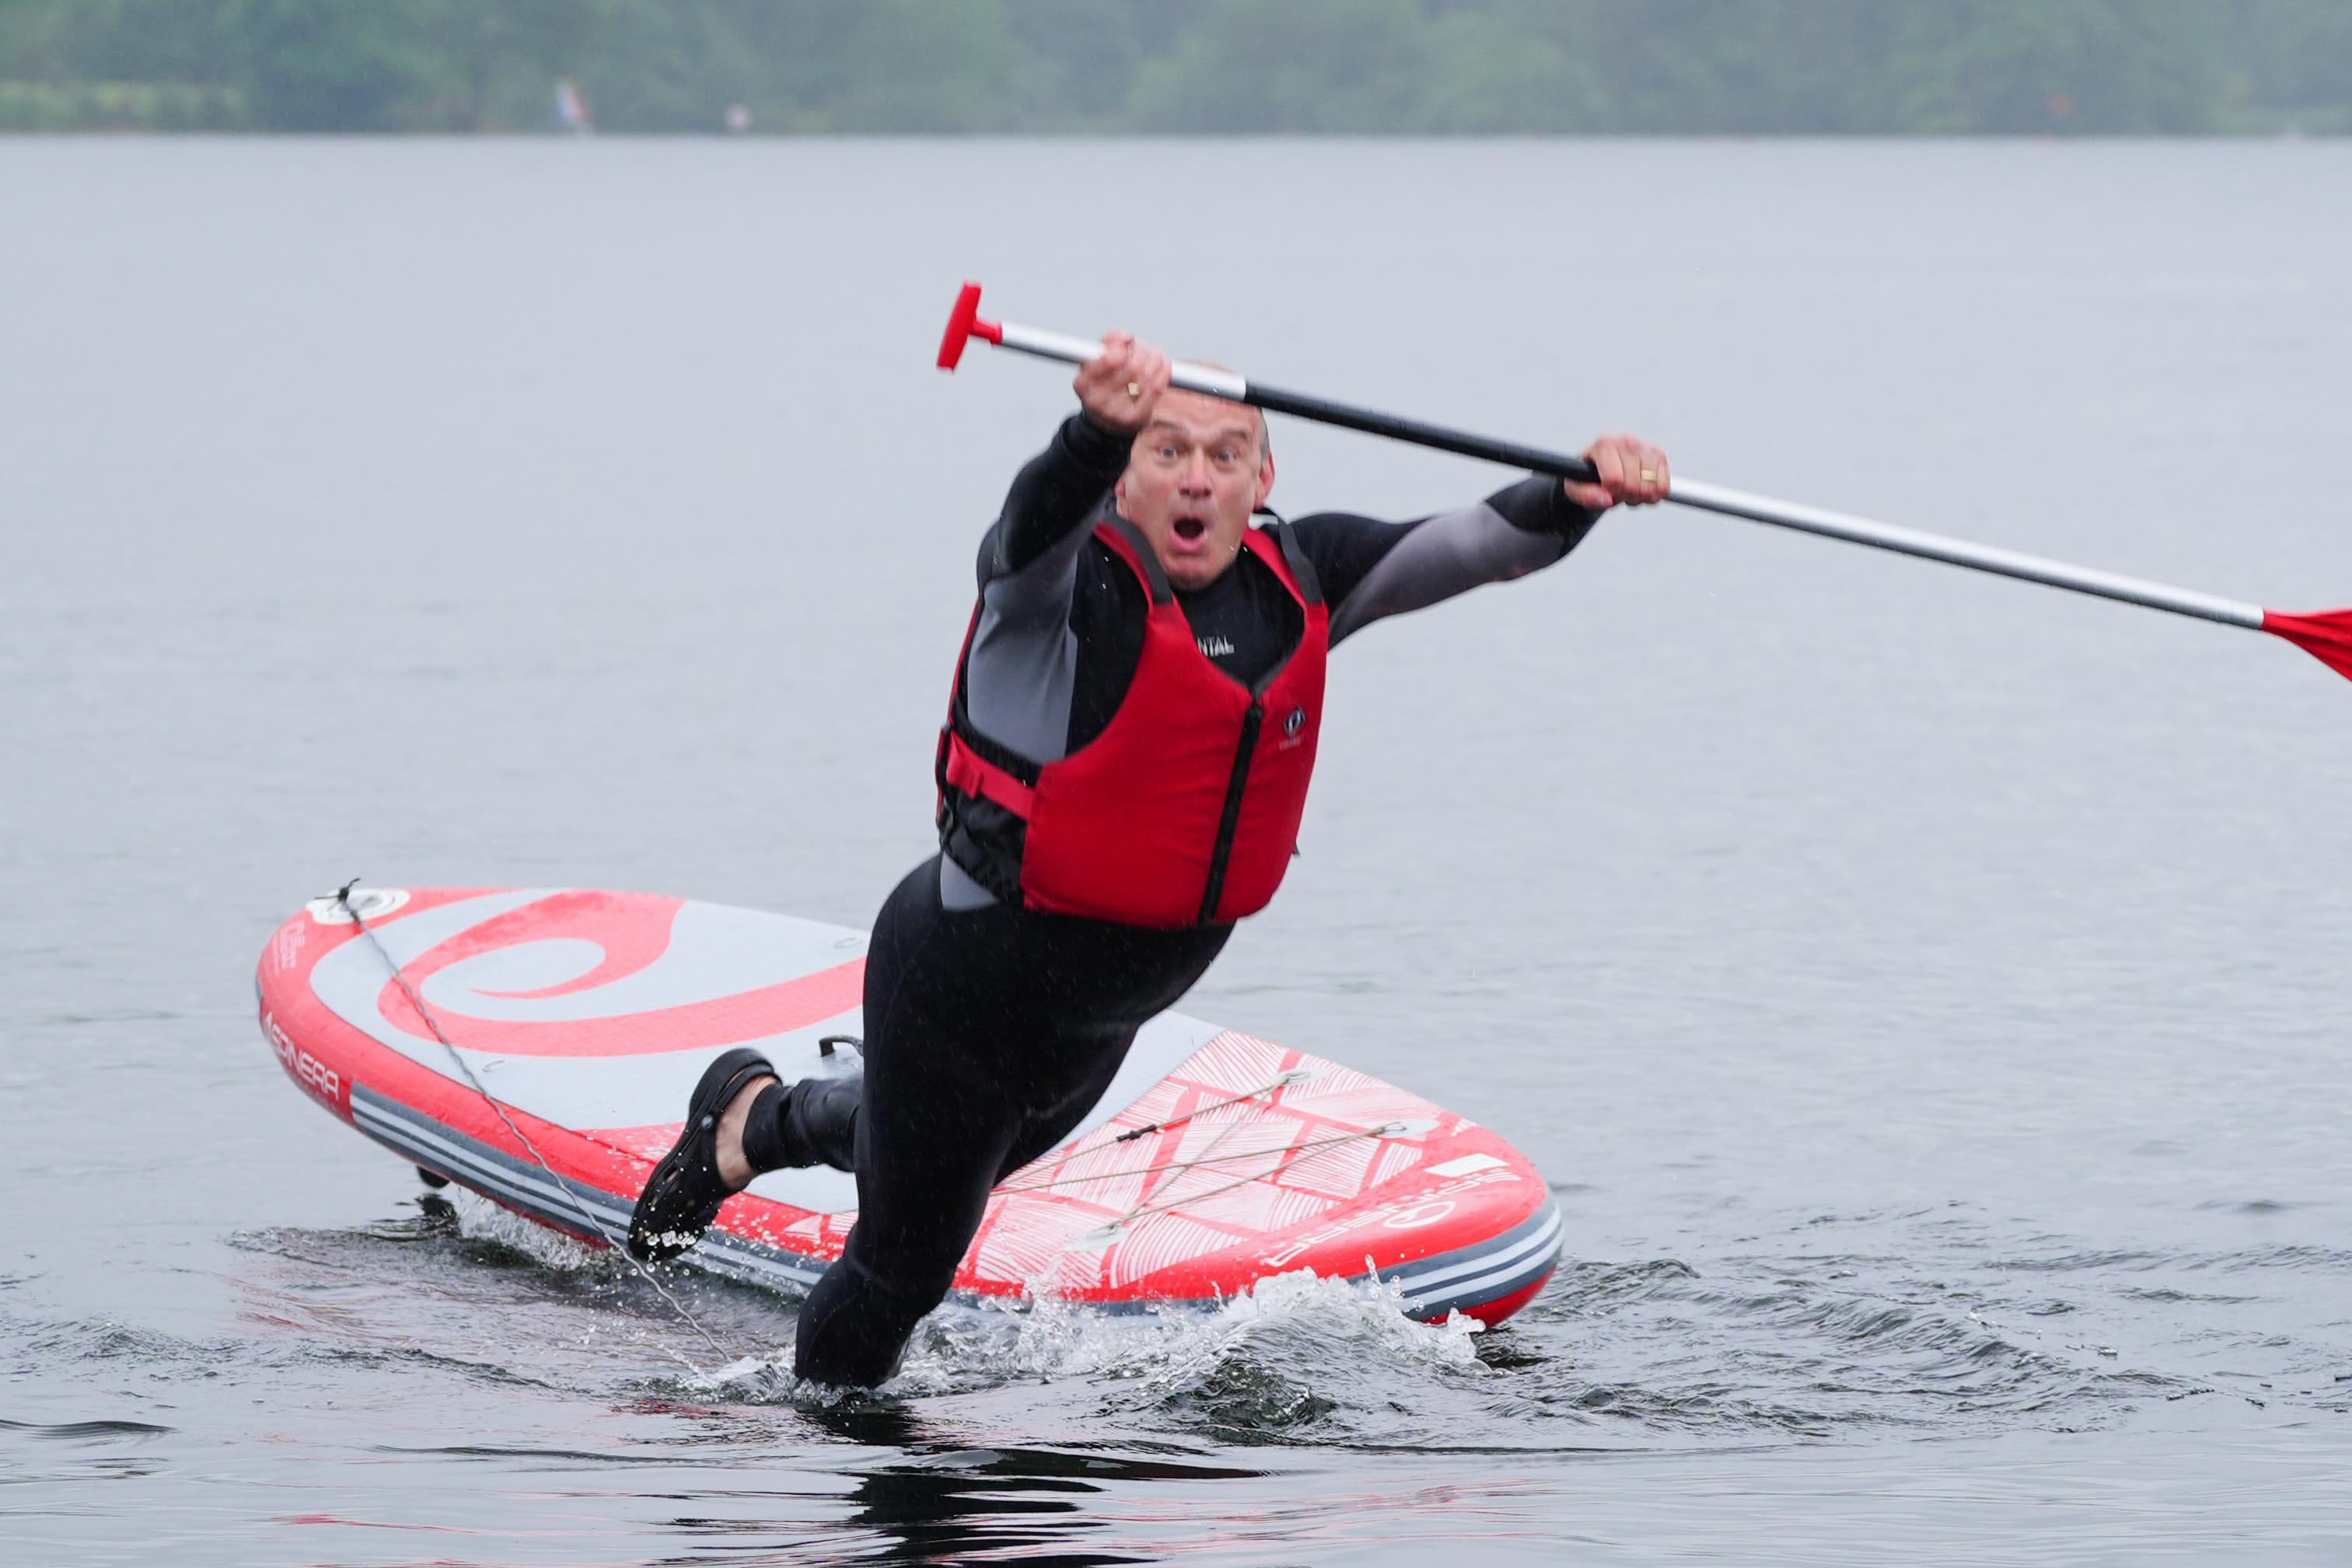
top-left (997, 1126), bottom-right (1399, 1197)
top-left (1096, 1126), bottom-right (1413, 1237)
top-left (330, 878), bottom-right (730, 1367)
top-left (1111, 1067), bottom-right (1315, 1143)
top-left (1001, 1060), bottom-right (1421, 1241)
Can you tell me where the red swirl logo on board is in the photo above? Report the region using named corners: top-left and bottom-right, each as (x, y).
top-left (368, 890), bottom-right (864, 1057)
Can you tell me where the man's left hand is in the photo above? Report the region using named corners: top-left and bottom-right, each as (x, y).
top-left (1564, 434), bottom-right (1670, 511)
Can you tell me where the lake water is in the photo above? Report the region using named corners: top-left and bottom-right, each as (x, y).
top-left (5, 137), bottom-right (2350, 1564)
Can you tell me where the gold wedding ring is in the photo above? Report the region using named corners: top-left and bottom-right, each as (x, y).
top-left (1125, 381), bottom-right (1143, 400)
top-left (1639, 469), bottom-right (1658, 482)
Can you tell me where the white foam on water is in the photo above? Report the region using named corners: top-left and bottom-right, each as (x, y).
top-left (432, 1189), bottom-right (1493, 1416)
top-left (446, 1187), bottom-right (606, 1273)
top-left (680, 1267), bottom-right (1487, 1407)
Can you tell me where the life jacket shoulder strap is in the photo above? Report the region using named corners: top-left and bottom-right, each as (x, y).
top-left (1096, 514), bottom-right (1173, 606)
top-left (1256, 515), bottom-right (1323, 607)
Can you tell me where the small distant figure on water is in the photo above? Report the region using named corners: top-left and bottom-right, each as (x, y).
top-left (725, 103), bottom-right (753, 134)
top-left (554, 78), bottom-right (592, 135)
top-left (627, 332), bottom-right (1672, 1387)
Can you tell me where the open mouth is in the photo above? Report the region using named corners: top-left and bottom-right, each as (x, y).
top-left (1173, 516), bottom-right (1208, 544)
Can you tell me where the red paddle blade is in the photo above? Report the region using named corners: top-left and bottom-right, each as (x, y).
top-left (2262, 608), bottom-right (2352, 683)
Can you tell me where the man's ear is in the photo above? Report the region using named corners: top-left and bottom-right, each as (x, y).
top-left (1253, 452), bottom-right (1277, 511)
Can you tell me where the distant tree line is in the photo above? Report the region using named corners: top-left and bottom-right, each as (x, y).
top-left (2, 0), bottom-right (2346, 135)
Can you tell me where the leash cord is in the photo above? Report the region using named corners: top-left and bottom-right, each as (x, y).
top-left (333, 879), bottom-right (729, 1366)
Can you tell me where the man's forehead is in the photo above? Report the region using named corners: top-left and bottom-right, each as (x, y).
top-left (1144, 390), bottom-right (1261, 440)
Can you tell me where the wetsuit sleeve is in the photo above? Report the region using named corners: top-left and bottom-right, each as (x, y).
top-left (977, 412), bottom-right (1135, 605)
top-left (1292, 477), bottom-right (1603, 647)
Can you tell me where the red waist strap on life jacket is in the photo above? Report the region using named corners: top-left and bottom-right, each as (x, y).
top-left (938, 516), bottom-right (1328, 928)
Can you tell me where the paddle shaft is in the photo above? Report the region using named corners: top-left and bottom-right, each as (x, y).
top-left (982, 318), bottom-right (2265, 631)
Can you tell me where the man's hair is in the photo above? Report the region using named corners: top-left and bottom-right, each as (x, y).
top-left (1185, 360), bottom-right (1270, 459)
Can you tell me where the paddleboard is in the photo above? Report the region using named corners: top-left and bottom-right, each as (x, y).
top-left (255, 885), bottom-right (1562, 1324)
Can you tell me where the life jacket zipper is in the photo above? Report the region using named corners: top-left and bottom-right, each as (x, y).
top-left (1199, 697), bottom-right (1264, 924)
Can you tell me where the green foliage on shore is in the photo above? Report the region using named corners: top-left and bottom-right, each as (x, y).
top-left (2, 0), bottom-right (2344, 135)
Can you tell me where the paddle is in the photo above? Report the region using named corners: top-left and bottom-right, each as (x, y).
top-left (936, 281), bottom-right (2352, 684)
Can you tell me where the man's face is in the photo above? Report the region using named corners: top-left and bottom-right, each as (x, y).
top-left (1113, 389), bottom-right (1275, 593)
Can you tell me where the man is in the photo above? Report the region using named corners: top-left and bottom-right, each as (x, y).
top-left (628, 332), bottom-right (1671, 1386)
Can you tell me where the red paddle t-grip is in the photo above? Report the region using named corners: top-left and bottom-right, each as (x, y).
top-left (936, 281), bottom-right (1002, 370)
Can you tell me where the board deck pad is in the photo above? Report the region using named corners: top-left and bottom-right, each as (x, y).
top-left (257, 887), bottom-right (1562, 1323)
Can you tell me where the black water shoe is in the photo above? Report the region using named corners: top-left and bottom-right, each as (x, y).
top-left (626, 1046), bottom-right (775, 1262)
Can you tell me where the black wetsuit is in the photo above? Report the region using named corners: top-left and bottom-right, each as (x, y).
top-left (760, 413), bottom-right (1602, 1387)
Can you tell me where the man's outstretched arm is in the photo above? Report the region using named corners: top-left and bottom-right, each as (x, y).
top-left (1302, 433), bottom-right (1670, 646)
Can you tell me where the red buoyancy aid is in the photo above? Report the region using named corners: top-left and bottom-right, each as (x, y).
top-left (938, 517), bottom-right (1329, 928)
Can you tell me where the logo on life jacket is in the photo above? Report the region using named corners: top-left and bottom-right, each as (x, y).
top-left (1284, 706), bottom-right (1305, 735)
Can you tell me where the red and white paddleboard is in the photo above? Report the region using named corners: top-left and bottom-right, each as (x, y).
top-left (255, 886), bottom-right (1561, 1325)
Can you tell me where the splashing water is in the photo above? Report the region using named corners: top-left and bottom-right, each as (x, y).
top-left (430, 1182), bottom-right (1496, 1427)
top-left (683, 1267), bottom-right (1487, 1430)
top-left (446, 1186), bottom-right (607, 1272)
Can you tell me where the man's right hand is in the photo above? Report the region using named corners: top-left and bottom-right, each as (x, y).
top-left (1563, 432), bottom-right (1672, 512)
top-left (1075, 331), bottom-right (1172, 433)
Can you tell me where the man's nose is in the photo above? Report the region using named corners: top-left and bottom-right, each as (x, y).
top-left (1178, 451), bottom-right (1214, 491)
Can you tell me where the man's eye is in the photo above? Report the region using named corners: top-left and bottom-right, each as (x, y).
top-left (1212, 448), bottom-right (1237, 465)
top-left (1155, 444), bottom-right (1180, 460)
